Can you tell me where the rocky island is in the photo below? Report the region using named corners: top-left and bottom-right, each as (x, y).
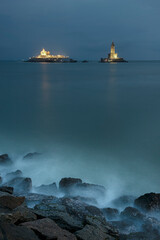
top-left (25, 49), bottom-right (77, 63)
top-left (101, 42), bottom-right (127, 63)
top-left (0, 153), bottom-right (160, 240)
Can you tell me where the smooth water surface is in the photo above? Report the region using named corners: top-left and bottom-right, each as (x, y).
top-left (0, 61), bottom-right (160, 196)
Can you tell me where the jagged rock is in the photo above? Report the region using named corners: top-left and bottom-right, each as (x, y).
top-left (3, 177), bottom-right (32, 193)
top-left (111, 195), bottom-right (135, 209)
top-left (34, 202), bottom-right (83, 232)
top-left (0, 222), bottom-right (39, 240)
top-left (21, 218), bottom-right (77, 240)
top-left (120, 207), bottom-right (145, 221)
top-left (75, 216), bottom-right (118, 240)
top-left (0, 193), bottom-right (25, 209)
top-left (75, 224), bottom-right (115, 240)
top-left (0, 154), bottom-right (12, 164)
top-left (102, 207), bottom-right (119, 220)
top-left (23, 152), bottom-right (41, 160)
top-left (134, 192), bottom-right (160, 212)
top-left (0, 206), bottom-right (37, 224)
top-left (0, 186), bottom-right (13, 194)
top-left (85, 215), bottom-right (118, 238)
top-left (59, 177), bottom-right (82, 192)
top-left (142, 217), bottom-right (160, 238)
top-left (34, 182), bottom-right (57, 195)
top-left (24, 193), bottom-right (59, 208)
top-left (5, 170), bottom-right (22, 182)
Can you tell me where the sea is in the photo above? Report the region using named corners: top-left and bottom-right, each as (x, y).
top-left (0, 61), bottom-right (160, 199)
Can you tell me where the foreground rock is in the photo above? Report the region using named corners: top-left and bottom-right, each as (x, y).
top-left (0, 206), bottom-right (37, 224)
top-left (0, 192), bottom-right (25, 209)
top-left (0, 222), bottom-right (39, 240)
top-left (134, 192), bottom-right (160, 212)
top-left (0, 154), bottom-right (12, 164)
top-left (22, 218), bottom-right (77, 240)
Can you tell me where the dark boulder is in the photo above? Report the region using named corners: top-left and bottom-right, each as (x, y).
top-left (120, 207), bottom-right (145, 221)
top-left (102, 207), bottom-right (119, 220)
top-left (4, 177), bottom-right (32, 193)
top-left (23, 152), bottom-right (41, 160)
top-left (0, 177), bottom-right (2, 184)
top-left (34, 182), bottom-right (57, 195)
top-left (0, 222), bottom-right (39, 240)
top-left (21, 218), bottom-right (77, 240)
top-left (0, 193), bottom-right (25, 209)
top-left (0, 205), bottom-right (37, 224)
top-left (34, 201), bottom-right (84, 232)
top-left (0, 186), bottom-right (13, 194)
top-left (76, 215), bottom-right (119, 240)
top-left (59, 177), bottom-right (82, 193)
top-left (134, 192), bottom-right (160, 212)
top-left (0, 154), bottom-right (12, 164)
top-left (5, 170), bottom-right (22, 182)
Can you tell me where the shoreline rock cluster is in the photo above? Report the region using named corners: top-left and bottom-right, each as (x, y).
top-left (0, 153), bottom-right (160, 240)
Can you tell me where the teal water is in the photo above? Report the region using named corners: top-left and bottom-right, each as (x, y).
top-left (0, 61), bottom-right (160, 196)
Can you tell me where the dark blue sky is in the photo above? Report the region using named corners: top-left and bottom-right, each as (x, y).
top-left (0, 0), bottom-right (160, 60)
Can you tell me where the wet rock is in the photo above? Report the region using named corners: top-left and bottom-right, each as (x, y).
top-left (61, 197), bottom-right (103, 220)
top-left (75, 224), bottom-right (115, 240)
top-left (0, 206), bottom-right (37, 224)
top-left (0, 186), bottom-right (13, 194)
top-left (34, 202), bottom-right (83, 232)
top-left (5, 170), bottom-right (22, 182)
top-left (0, 222), bottom-right (39, 240)
top-left (134, 192), bottom-right (160, 212)
top-left (111, 195), bottom-right (135, 209)
top-left (24, 193), bottom-right (59, 208)
top-left (75, 215), bottom-right (118, 240)
top-left (0, 193), bottom-right (25, 209)
top-left (4, 177), bottom-right (32, 193)
top-left (85, 215), bottom-right (118, 238)
top-left (102, 207), bottom-right (119, 220)
top-left (0, 154), bottom-right (12, 164)
top-left (120, 207), bottom-right (145, 221)
top-left (23, 152), bottom-right (41, 160)
top-left (59, 177), bottom-right (82, 193)
top-left (21, 218), bottom-right (77, 240)
top-left (34, 182), bottom-right (57, 195)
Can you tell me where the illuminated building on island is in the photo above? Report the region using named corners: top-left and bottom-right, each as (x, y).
top-left (26, 49), bottom-right (77, 63)
top-left (101, 42), bottom-right (127, 63)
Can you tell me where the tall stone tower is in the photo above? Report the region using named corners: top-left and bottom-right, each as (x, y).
top-left (109, 42), bottom-right (118, 59)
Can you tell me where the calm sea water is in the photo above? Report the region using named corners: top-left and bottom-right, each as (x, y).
top-left (0, 61), bottom-right (160, 196)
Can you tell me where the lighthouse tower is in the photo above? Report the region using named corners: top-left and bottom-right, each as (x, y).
top-left (109, 42), bottom-right (118, 59)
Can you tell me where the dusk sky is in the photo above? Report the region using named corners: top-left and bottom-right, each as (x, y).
top-left (0, 0), bottom-right (160, 60)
